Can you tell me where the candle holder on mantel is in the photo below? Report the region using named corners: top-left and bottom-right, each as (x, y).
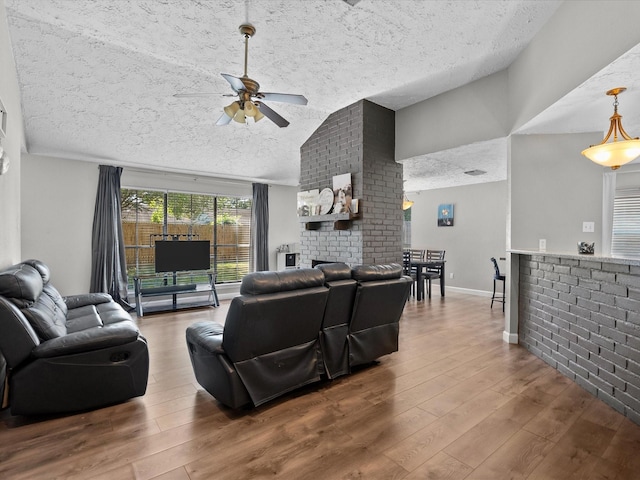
top-left (578, 242), bottom-right (595, 255)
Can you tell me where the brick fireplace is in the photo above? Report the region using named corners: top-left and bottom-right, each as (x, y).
top-left (299, 99), bottom-right (403, 267)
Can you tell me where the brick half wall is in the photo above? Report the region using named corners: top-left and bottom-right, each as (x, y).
top-left (518, 253), bottom-right (640, 424)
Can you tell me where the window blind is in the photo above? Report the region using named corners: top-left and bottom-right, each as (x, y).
top-left (612, 188), bottom-right (640, 258)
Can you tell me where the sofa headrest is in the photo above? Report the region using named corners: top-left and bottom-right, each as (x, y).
top-left (0, 263), bottom-right (44, 303)
top-left (22, 259), bottom-right (51, 285)
top-left (240, 268), bottom-right (325, 295)
top-left (315, 262), bottom-right (352, 282)
top-left (351, 263), bottom-right (403, 282)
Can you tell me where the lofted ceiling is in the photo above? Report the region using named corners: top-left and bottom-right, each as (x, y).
top-left (7, 0), bottom-right (625, 191)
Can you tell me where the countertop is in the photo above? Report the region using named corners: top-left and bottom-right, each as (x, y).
top-left (508, 249), bottom-right (640, 267)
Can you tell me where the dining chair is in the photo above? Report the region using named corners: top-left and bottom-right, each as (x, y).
top-left (423, 250), bottom-right (445, 299)
top-left (409, 249), bottom-right (425, 263)
top-left (490, 257), bottom-right (506, 312)
top-left (402, 249), bottom-right (424, 295)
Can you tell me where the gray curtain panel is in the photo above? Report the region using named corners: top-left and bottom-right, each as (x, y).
top-left (90, 165), bottom-right (129, 306)
top-left (252, 183), bottom-right (269, 271)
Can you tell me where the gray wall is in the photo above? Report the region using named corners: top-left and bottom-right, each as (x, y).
top-left (396, 70), bottom-right (509, 160)
top-left (0, 0), bottom-right (24, 267)
top-left (409, 180), bottom-right (507, 293)
top-left (20, 155), bottom-right (299, 295)
top-left (21, 154), bottom-right (98, 295)
top-left (510, 133), bottom-right (604, 254)
top-left (508, 1), bottom-right (640, 131)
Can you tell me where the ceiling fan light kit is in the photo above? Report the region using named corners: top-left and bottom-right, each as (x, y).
top-left (177, 23), bottom-right (307, 128)
top-left (581, 87), bottom-right (640, 170)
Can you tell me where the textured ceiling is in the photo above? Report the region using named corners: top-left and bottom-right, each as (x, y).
top-left (5, 0), bottom-right (565, 189)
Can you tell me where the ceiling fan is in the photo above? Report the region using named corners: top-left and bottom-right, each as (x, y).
top-left (174, 24), bottom-right (308, 128)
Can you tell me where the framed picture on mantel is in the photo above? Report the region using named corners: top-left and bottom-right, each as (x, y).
top-left (332, 173), bottom-right (352, 214)
top-left (297, 189), bottom-right (319, 216)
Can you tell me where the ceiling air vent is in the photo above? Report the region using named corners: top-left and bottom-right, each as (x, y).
top-left (464, 169), bottom-right (486, 176)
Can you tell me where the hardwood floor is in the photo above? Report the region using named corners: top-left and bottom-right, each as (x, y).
top-left (2, 292), bottom-right (640, 479)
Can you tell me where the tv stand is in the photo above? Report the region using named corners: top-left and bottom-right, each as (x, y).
top-left (134, 271), bottom-right (219, 317)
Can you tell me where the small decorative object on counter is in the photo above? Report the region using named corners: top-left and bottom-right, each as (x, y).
top-left (578, 242), bottom-right (595, 254)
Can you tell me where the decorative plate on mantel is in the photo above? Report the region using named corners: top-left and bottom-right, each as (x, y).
top-left (318, 188), bottom-right (334, 215)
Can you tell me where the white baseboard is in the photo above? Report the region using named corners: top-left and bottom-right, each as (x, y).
top-left (503, 331), bottom-right (518, 344)
top-left (445, 286), bottom-right (493, 297)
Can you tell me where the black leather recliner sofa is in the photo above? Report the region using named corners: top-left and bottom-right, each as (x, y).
top-left (0, 259), bottom-right (149, 415)
top-left (186, 263), bottom-right (411, 409)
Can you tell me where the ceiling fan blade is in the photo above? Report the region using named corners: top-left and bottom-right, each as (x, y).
top-left (216, 112), bottom-right (233, 126)
top-left (258, 93), bottom-right (308, 105)
top-left (257, 102), bottom-right (290, 128)
top-left (221, 73), bottom-right (245, 92)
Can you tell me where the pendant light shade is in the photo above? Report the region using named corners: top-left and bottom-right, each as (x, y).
top-left (232, 107), bottom-right (246, 124)
top-left (244, 100), bottom-right (258, 117)
top-left (224, 101), bottom-right (240, 118)
top-left (402, 194), bottom-right (414, 210)
top-left (582, 87), bottom-right (640, 170)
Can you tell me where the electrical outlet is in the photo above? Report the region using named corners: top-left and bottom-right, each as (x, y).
top-left (583, 221), bottom-right (595, 233)
top-left (449, 273), bottom-right (454, 279)
top-left (539, 239), bottom-right (547, 251)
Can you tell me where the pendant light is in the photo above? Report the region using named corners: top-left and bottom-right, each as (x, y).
top-left (402, 194), bottom-right (414, 210)
top-left (581, 87), bottom-right (640, 170)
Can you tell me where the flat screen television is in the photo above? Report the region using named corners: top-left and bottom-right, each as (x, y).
top-left (154, 240), bottom-right (211, 273)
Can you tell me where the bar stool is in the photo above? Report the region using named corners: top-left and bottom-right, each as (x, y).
top-left (490, 257), bottom-right (505, 312)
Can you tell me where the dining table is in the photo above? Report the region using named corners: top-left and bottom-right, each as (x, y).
top-left (410, 259), bottom-right (446, 301)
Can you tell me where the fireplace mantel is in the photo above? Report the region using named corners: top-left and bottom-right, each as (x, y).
top-left (299, 212), bottom-right (361, 230)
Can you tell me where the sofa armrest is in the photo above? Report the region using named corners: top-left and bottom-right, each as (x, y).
top-left (32, 321), bottom-right (141, 358)
top-left (186, 322), bottom-right (225, 354)
top-left (64, 293), bottom-right (113, 310)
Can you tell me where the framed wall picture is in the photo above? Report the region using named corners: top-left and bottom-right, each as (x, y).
top-left (438, 203), bottom-right (454, 226)
top-left (0, 97), bottom-right (6, 138)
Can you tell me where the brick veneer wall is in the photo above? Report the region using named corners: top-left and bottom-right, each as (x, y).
top-left (299, 100), bottom-right (402, 267)
top-left (519, 253), bottom-right (640, 424)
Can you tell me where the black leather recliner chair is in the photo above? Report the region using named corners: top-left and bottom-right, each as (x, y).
top-left (186, 268), bottom-right (329, 408)
top-left (0, 259), bottom-right (149, 415)
top-left (349, 264), bottom-right (412, 367)
top-left (315, 262), bottom-right (357, 379)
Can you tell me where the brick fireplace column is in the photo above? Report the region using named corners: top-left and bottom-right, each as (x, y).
top-left (299, 100), bottom-right (403, 267)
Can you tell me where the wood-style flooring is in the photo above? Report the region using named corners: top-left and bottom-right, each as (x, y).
top-left (2, 292), bottom-right (640, 479)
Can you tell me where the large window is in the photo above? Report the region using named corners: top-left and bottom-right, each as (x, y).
top-left (121, 189), bottom-right (252, 288)
top-left (612, 188), bottom-right (640, 258)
